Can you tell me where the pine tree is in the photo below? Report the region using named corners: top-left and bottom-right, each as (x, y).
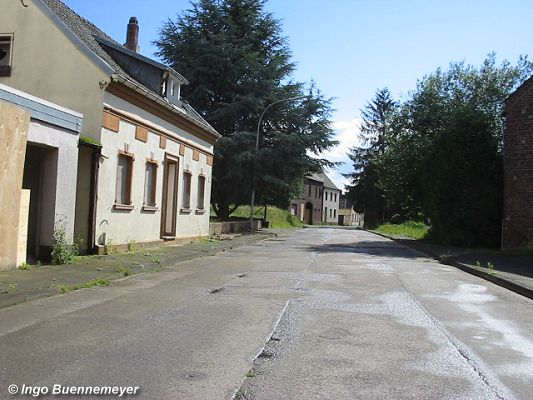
top-left (345, 88), bottom-right (397, 226)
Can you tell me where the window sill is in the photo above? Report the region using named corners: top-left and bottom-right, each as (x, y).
top-left (195, 209), bottom-right (206, 215)
top-left (113, 203), bottom-right (134, 211)
top-left (142, 205), bottom-right (158, 212)
top-left (180, 208), bottom-right (192, 214)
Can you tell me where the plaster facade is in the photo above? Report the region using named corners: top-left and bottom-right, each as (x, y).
top-left (95, 92), bottom-right (212, 247)
top-left (322, 188), bottom-right (340, 224)
top-left (0, 1), bottom-right (107, 140)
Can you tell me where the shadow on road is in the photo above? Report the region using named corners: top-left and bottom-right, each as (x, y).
top-left (306, 240), bottom-right (427, 259)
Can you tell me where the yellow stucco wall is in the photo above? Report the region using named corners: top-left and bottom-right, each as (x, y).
top-left (0, 1), bottom-right (108, 140)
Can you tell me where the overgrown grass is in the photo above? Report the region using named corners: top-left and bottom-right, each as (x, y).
top-left (375, 221), bottom-right (429, 240)
top-left (230, 205), bottom-right (303, 228)
top-left (55, 278), bottom-right (110, 294)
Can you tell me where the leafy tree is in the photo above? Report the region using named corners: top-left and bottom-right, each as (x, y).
top-left (155, 0), bottom-right (336, 219)
top-left (346, 54), bottom-right (532, 245)
top-left (421, 108), bottom-right (502, 246)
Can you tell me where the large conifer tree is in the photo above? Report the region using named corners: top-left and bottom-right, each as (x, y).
top-left (155, 0), bottom-right (336, 219)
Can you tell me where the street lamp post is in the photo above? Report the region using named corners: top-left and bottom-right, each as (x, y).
top-left (249, 95), bottom-right (307, 230)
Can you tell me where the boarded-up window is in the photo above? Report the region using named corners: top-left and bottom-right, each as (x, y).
top-left (197, 175), bottom-right (206, 209)
top-left (182, 171), bottom-right (192, 209)
top-left (116, 153), bottom-right (133, 205)
top-left (0, 35), bottom-right (13, 76)
top-left (144, 161), bottom-right (157, 207)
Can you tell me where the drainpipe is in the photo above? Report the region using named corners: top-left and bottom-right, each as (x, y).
top-left (89, 145), bottom-right (101, 252)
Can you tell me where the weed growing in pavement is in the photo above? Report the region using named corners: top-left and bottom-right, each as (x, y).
top-left (475, 261), bottom-right (481, 267)
top-left (51, 221), bottom-right (78, 264)
top-left (4, 283), bottom-right (17, 294)
top-left (55, 279), bottom-right (111, 294)
top-left (486, 262), bottom-right (496, 275)
top-left (151, 257), bottom-right (161, 265)
top-left (19, 262), bottom-right (32, 270)
top-left (246, 370), bottom-right (256, 378)
top-left (117, 265), bottom-right (132, 277)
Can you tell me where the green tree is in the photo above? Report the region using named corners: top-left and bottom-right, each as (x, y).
top-left (155, 0), bottom-right (336, 219)
top-left (345, 88), bottom-right (397, 226)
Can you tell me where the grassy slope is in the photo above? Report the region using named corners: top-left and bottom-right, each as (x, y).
top-left (230, 205), bottom-right (303, 228)
top-left (375, 221), bottom-right (429, 240)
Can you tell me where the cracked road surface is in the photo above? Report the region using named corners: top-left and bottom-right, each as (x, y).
top-left (1, 228), bottom-right (532, 399)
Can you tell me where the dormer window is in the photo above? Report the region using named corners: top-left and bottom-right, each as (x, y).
top-left (164, 77), bottom-right (181, 103)
top-left (0, 34), bottom-right (13, 77)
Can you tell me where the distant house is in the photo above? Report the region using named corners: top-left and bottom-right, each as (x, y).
top-left (1, 0), bottom-right (219, 256)
top-left (0, 84), bottom-right (82, 269)
top-left (338, 194), bottom-right (364, 227)
top-left (289, 172), bottom-right (340, 225)
top-left (502, 76), bottom-right (533, 249)
top-left (319, 173), bottom-right (340, 225)
top-left (290, 174), bottom-right (324, 225)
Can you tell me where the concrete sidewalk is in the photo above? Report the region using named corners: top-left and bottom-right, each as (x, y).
top-left (371, 230), bottom-right (533, 299)
top-left (0, 231), bottom-right (275, 309)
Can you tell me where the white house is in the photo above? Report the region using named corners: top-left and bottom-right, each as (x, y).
top-left (319, 173), bottom-right (340, 224)
top-left (0, 0), bottom-right (220, 255)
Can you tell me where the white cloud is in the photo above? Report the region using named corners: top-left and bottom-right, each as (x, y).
top-left (316, 118), bottom-right (363, 192)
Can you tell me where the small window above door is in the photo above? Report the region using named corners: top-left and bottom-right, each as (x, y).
top-left (0, 34), bottom-right (13, 77)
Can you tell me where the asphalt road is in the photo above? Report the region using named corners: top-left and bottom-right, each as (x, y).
top-left (1, 228), bottom-right (532, 399)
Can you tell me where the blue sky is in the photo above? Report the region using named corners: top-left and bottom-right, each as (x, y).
top-left (63, 0), bottom-right (532, 189)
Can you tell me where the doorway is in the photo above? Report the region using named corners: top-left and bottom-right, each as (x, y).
top-left (160, 155), bottom-right (179, 239)
top-left (304, 202), bottom-right (313, 225)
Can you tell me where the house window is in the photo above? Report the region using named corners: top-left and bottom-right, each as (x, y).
top-left (182, 171), bottom-right (192, 209)
top-left (115, 152), bottom-right (134, 208)
top-left (329, 209), bottom-right (333, 219)
top-left (0, 34), bottom-right (13, 77)
top-left (334, 193), bottom-right (337, 202)
top-left (334, 209), bottom-right (336, 218)
top-left (197, 175), bottom-right (206, 210)
top-left (143, 160), bottom-right (158, 208)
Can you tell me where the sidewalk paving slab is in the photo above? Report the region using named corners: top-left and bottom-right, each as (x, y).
top-left (369, 229), bottom-right (533, 300)
top-left (0, 230), bottom-right (278, 309)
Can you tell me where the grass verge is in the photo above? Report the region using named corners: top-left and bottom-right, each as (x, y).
top-left (375, 221), bottom-right (429, 240)
top-left (228, 205), bottom-right (303, 228)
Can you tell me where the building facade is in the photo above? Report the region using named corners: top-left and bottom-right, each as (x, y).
top-left (0, 84), bottom-right (82, 269)
top-left (290, 175), bottom-right (323, 225)
top-left (338, 194), bottom-right (364, 227)
top-left (502, 76), bottom-right (533, 249)
top-left (0, 0), bottom-right (219, 255)
top-left (319, 173), bottom-right (340, 225)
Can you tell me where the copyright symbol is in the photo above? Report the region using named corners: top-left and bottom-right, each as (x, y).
top-left (8, 384), bottom-right (18, 394)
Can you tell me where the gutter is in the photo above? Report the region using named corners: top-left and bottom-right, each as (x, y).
top-left (110, 74), bottom-right (220, 140)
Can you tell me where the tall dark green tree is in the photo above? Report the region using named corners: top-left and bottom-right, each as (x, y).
top-left (347, 54), bottom-right (532, 246)
top-left (155, 0), bottom-right (336, 219)
top-left (345, 88), bottom-right (397, 226)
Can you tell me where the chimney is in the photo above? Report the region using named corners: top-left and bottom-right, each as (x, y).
top-left (124, 17), bottom-right (139, 53)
